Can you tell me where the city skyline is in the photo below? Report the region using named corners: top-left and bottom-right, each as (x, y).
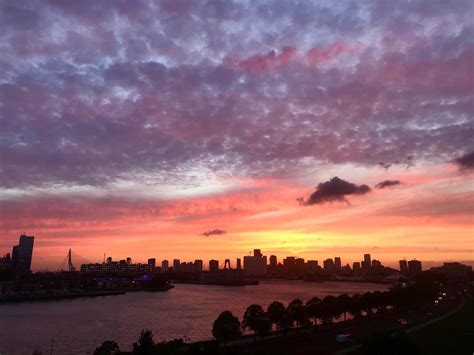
top-left (2, 234), bottom-right (470, 273)
top-left (1, 0), bottom-right (473, 271)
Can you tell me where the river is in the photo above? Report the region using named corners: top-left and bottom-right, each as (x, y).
top-left (0, 280), bottom-right (388, 354)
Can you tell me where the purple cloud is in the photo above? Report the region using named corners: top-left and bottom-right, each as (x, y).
top-left (304, 177), bottom-right (371, 205)
top-left (455, 151), bottom-right (474, 171)
top-left (375, 180), bottom-right (402, 189)
top-left (0, 0), bottom-right (473, 190)
top-left (200, 229), bottom-right (226, 237)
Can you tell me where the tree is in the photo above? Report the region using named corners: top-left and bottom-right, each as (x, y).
top-left (267, 301), bottom-right (286, 330)
top-left (94, 341), bottom-right (120, 355)
top-left (287, 299), bottom-right (308, 328)
top-left (320, 295), bottom-right (339, 324)
top-left (336, 294), bottom-right (352, 322)
top-left (305, 297), bottom-right (322, 325)
top-left (361, 292), bottom-right (375, 318)
top-left (133, 329), bottom-right (155, 355)
top-left (349, 293), bottom-right (363, 319)
top-left (212, 311), bottom-right (242, 341)
top-left (242, 304), bottom-right (272, 337)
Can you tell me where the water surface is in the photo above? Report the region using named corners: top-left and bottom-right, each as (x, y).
top-left (0, 280), bottom-right (388, 354)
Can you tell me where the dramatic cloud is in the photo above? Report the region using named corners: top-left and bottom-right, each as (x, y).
top-left (304, 177), bottom-right (371, 205)
top-left (1, 1), bottom-right (473, 267)
top-left (375, 180), bottom-right (402, 189)
top-left (200, 229), bottom-right (226, 237)
top-left (0, 0), bottom-right (473, 190)
top-left (455, 151), bottom-right (474, 171)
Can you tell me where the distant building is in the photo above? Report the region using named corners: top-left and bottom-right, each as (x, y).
top-left (173, 259), bottom-right (180, 272)
top-left (243, 249), bottom-right (267, 276)
top-left (12, 234), bottom-right (34, 274)
top-left (399, 260), bottom-right (409, 275)
top-left (194, 259), bottom-right (203, 272)
top-left (362, 254), bottom-right (371, 270)
top-left (236, 258), bottom-right (242, 270)
top-left (269, 255), bottom-right (277, 267)
top-left (372, 259), bottom-right (382, 271)
top-left (126, 257), bottom-right (132, 265)
top-left (81, 257), bottom-right (153, 273)
top-left (162, 260), bottom-right (169, 272)
top-left (209, 259), bottom-right (219, 272)
top-left (353, 262), bottom-right (361, 273)
top-left (0, 253), bottom-right (12, 271)
top-left (430, 262), bottom-right (472, 282)
top-left (408, 259), bottom-right (422, 276)
top-left (147, 258), bottom-right (156, 270)
top-left (334, 257), bottom-right (342, 271)
top-left (323, 258), bottom-right (335, 272)
top-left (306, 260), bottom-right (318, 274)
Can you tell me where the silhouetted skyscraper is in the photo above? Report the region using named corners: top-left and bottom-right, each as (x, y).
top-left (334, 257), bottom-right (342, 271)
top-left (162, 259), bottom-right (169, 272)
top-left (236, 258), bottom-right (242, 270)
top-left (363, 254), bottom-right (371, 270)
top-left (408, 259), bottom-right (422, 276)
top-left (399, 260), bottom-right (408, 275)
top-left (269, 255), bottom-right (277, 267)
top-left (209, 259), bottom-right (219, 272)
top-left (194, 259), bottom-right (203, 272)
top-left (323, 258), bottom-right (335, 271)
top-left (12, 234), bottom-right (34, 274)
top-left (147, 258), bottom-right (156, 270)
top-left (173, 259), bottom-right (180, 272)
top-left (244, 250), bottom-right (266, 276)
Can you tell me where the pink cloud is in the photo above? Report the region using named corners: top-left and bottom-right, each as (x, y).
top-left (226, 43), bottom-right (363, 72)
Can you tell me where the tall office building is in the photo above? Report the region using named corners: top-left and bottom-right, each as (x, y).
top-left (162, 260), bottom-right (169, 272)
top-left (269, 255), bottom-right (277, 267)
top-left (363, 254), bottom-right (371, 269)
top-left (408, 259), bottom-right (422, 276)
top-left (399, 260), bottom-right (408, 275)
top-left (236, 258), bottom-right (242, 270)
top-left (194, 259), bottom-right (203, 272)
top-left (173, 259), bottom-right (180, 272)
top-left (334, 257), bottom-right (342, 271)
top-left (209, 259), bottom-right (219, 272)
top-left (147, 258), bottom-right (156, 270)
top-left (244, 250), bottom-right (267, 276)
top-left (323, 258), bottom-right (335, 271)
top-left (306, 260), bottom-right (318, 274)
top-left (353, 262), bottom-right (361, 273)
top-left (12, 234), bottom-right (34, 274)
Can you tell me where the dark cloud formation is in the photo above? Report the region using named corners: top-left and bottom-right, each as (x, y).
top-left (455, 151), bottom-right (474, 171)
top-left (1, 1), bottom-right (473, 189)
top-left (305, 177), bottom-right (371, 205)
top-left (375, 180), bottom-right (402, 189)
top-left (200, 229), bottom-right (226, 237)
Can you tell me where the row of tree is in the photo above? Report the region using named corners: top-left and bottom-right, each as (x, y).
top-left (213, 278), bottom-right (440, 341)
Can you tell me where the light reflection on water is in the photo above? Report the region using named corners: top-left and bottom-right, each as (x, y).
top-left (0, 280), bottom-right (388, 355)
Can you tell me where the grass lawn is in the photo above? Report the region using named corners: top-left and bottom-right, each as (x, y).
top-left (409, 297), bottom-right (474, 355)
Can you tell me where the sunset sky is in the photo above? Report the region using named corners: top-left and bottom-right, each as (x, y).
top-left (0, 0), bottom-right (473, 271)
